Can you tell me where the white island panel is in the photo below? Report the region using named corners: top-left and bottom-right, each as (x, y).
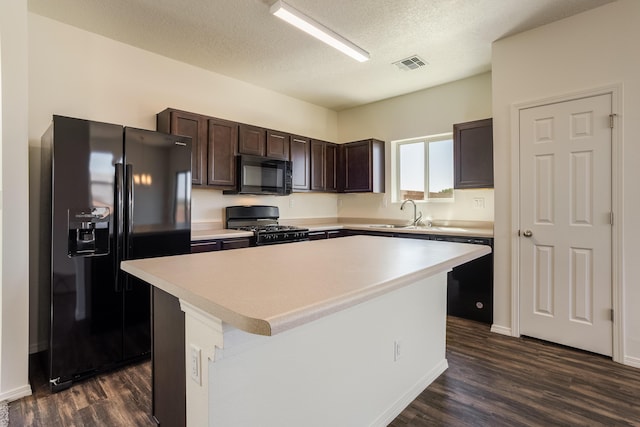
top-left (207, 272), bottom-right (448, 427)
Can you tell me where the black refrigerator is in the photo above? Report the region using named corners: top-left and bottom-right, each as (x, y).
top-left (41, 115), bottom-right (192, 392)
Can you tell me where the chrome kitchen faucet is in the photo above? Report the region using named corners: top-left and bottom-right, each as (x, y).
top-left (400, 199), bottom-right (423, 226)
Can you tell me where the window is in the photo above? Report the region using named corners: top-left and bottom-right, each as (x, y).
top-left (392, 133), bottom-right (454, 202)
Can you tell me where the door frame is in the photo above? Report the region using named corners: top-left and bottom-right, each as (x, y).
top-left (509, 84), bottom-right (624, 363)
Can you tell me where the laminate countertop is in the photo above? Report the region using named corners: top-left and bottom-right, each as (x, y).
top-left (191, 222), bottom-right (494, 241)
top-left (121, 236), bottom-right (490, 336)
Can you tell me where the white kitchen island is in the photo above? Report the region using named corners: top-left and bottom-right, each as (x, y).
top-left (121, 235), bottom-right (490, 426)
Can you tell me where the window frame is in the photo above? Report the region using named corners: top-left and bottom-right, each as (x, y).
top-left (391, 132), bottom-right (454, 204)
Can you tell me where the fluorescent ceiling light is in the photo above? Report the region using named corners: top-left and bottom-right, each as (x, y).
top-left (270, 0), bottom-right (370, 62)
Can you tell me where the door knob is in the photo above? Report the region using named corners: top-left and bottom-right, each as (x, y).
top-left (523, 230), bottom-right (533, 237)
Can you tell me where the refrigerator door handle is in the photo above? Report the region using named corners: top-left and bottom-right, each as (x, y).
top-left (114, 163), bottom-right (125, 292)
top-left (125, 163), bottom-right (134, 291)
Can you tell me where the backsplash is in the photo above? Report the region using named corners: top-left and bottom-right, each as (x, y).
top-left (337, 189), bottom-right (494, 223)
top-left (192, 187), bottom-right (493, 225)
top-left (191, 189), bottom-right (340, 223)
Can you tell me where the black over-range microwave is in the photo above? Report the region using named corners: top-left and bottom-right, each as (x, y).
top-left (224, 155), bottom-right (292, 195)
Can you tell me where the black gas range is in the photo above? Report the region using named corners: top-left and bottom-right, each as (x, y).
top-left (225, 205), bottom-right (309, 246)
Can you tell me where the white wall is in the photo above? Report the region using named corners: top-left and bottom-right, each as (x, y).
top-left (0, 1), bottom-right (32, 401)
top-left (492, 0), bottom-right (640, 365)
top-left (27, 13), bottom-right (340, 219)
top-left (337, 73), bottom-right (494, 223)
top-left (28, 14), bottom-right (340, 351)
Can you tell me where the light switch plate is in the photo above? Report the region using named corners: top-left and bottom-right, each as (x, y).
top-left (190, 344), bottom-right (201, 385)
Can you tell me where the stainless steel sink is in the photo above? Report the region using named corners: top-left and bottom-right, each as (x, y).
top-left (368, 224), bottom-right (416, 229)
top-left (367, 224), bottom-right (470, 233)
top-left (429, 227), bottom-right (469, 233)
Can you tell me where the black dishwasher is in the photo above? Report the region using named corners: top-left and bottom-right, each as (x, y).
top-left (431, 235), bottom-right (493, 324)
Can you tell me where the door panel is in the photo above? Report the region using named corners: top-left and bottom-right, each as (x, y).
top-left (519, 93), bottom-right (612, 356)
top-left (49, 116), bottom-right (124, 386)
top-left (122, 128), bottom-right (192, 359)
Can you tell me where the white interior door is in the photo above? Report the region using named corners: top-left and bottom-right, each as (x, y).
top-left (519, 93), bottom-right (612, 356)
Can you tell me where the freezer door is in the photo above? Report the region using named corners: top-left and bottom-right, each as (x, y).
top-left (122, 127), bottom-right (192, 359)
top-left (48, 116), bottom-right (125, 390)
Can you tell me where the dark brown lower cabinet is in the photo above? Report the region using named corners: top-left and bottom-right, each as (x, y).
top-left (308, 229), bottom-right (345, 240)
top-left (191, 240), bottom-right (220, 253)
top-left (151, 287), bottom-right (186, 427)
top-left (220, 238), bottom-right (251, 250)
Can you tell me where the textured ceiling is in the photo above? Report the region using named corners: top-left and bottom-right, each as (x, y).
top-left (28, 0), bottom-right (615, 111)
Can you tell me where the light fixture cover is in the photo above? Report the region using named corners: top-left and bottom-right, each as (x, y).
top-left (270, 0), bottom-right (370, 62)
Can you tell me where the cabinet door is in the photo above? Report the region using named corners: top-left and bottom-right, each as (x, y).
top-left (152, 288), bottom-right (186, 427)
top-left (290, 135), bottom-right (310, 191)
top-left (157, 109), bottom-right (207, 186)
top-left (342, 139), bottom-right (384, 193)
top-left (266, 130), bottom-right (290, 160)
top-left (325, 143), bottom-right (338, 192)
top-left (207, 118), bottom-right (238, 187)
top-left (343, 140), bottom-right (370, 191)
top-left (453, 118), bottom-right (493, 188)
top-left (239, 124), bottom-right (266, 157)
top-left (310, 140), bottom-right (325, 191)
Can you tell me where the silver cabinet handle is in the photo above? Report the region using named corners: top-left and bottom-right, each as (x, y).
top-left (523, 230), bottom-right (533, 237)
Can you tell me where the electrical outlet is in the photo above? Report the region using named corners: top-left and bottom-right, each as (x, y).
top-left (190, 344), bottom-right (201, 385)
top-left (473, 197), bottom-right (485, 209)
top-left (394, 340), bottom-right (402, 361)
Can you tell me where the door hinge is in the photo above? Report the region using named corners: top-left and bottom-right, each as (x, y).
top-left (609, 212), bottom-right (614, 225)
top-left (610, 308), bottom-right (614, 321)
top-left (609, 113), bottom-right (617, 129)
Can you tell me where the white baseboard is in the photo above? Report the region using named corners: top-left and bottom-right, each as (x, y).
top-left (490, 324), bottom-right (512, 336)
top-left (371, 358), bottom-right (449, 427)
top-left (623, 355), bottom-right (640, 369)
top-left (0, 384), bottom-right (32, 402)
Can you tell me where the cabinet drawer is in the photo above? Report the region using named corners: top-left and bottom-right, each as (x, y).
top-left (191, 241), bottom-right (220, 253)
top-left (308, 231), bottom-right (327, 240)
top-left (221, 238), bottom-right (251, 250)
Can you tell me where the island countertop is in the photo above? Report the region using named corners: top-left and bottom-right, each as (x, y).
top-left (121, 235), bottom-right (490, 336)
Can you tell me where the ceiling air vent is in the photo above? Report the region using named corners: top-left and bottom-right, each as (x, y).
top-left (393, 55), bottom-right (428, 71)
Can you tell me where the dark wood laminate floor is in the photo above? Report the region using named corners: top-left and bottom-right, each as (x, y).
top-left (9, 355), bottom-right (154, 427)
top-left (10, 317), bottom-right (640, 426)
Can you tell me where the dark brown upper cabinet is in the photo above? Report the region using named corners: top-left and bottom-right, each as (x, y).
top-left (158, 108), bottom-right (237, 189)
top-left (266, 130), bottom-right (290, 160)
top-left (453, 118), bottom-right (493, 189)
top-left (157, 109), bottom-right (207, 185)
top-left (238, 124), bottom-right (266, 157)
top-left (311, 140), bottom-right (337, 192)
top-left (159, 107), bottom-right (384, 194)
top-left (239, 125), bottom-right (291, 160)
top-left (207, 118), bottom-right (238, 187)
top-left (290, 135), bottom-right (311, 191)
top-left (340, 139), bottom-right (385, 193)
top-left (325, 142), bottom-right (338, 192)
